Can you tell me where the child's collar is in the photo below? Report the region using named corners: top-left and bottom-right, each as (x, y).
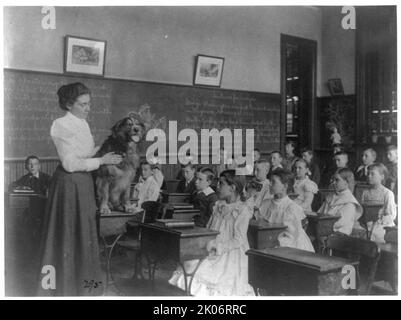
top-left (200, 186), bottom-right (214, 196)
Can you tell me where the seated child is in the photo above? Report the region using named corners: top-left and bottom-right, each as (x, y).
top-left (244, 180), bottom-right (266, 216)
top-left (10, 155), bottom-right (51, 244)
top-left (318, 168), bottom-right (363, 236)
top-left (147, 156), bottom-right (165, 188)
top-left (386, 145), bottom-right (397, 196)
top-left (11, 155), bottom-right (51, 195)
top-left (192, 167), bottom-right (218, 227)
top-left (133, 161), bottom-right (161, 209)
top-left (253, 148), bottom-right (261, 163)
top-left (361, 163), bottom-right (397, 243)
top-left (321, 151), bottom-right (350, 189)
top-left (267, 151), bottom-right (284, 179)
top-left (176, 163), bottom-right (197, 195)
top-left (334, 151), bottom-right (349, 170)
top-left (258, 169), bottom-right (314, 252)
top-left (333, 143), bottom-right (344, 154)
top-left (152, 165), bottom-right (164, 189)
top-left (175, 152), bottom-right (194, 181)
top-left (301, 148), bottom-right (321, 185)
top-left (244, 180), bottom-right (259, 208)
top-left (250, 148), bottom-right (261, 176)
top-left (293, 159), bottom-right (318, 213)
top-left (283, 140), bottom-right (300, 171)
top-left (355, 148), bottom-right (377, 182)
top-left (169, 170), bottom-right (254, 296)
top-left (253, 159), bottom-right (273, 209)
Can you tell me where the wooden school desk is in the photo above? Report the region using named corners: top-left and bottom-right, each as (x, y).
top-left (6, 192), bottom-right (47, 247)
top-left (98, 211), bottom-right (140, 293)
top-left (163, 203), bottom-right (201, 221)
top-left (360, 202), bottom-right (383, 240)
top-left (375, 242), bottom-right (398, 294)
top-left (7, 192), bottom-right (47, 213)
top-left (161, 191), bottom-right (191, 204)
top-left (247, 219), bottom-right (287, 249)
top-left (163, 180), bottom-right (181, 193)
top-left (140, 222), bottom-right (219, 295)
top-left (247, 247), bottom-right (359, 296)
top-left (306, 213), bottom-right (340, 253)
top-left (5, 192), bottom-right (48, 295)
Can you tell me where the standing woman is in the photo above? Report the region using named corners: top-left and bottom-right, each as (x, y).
top-left (37, 83), bottom-right (122, 296)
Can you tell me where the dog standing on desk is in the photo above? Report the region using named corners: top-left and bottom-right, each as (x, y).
top-left (95, 116), bottom-right (145, 214)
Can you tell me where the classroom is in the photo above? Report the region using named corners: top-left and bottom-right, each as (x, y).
top-left (3, 5), bottom-right (398, 297)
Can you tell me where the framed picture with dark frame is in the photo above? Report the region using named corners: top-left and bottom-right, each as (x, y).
top-left (327, 78), bottom-right (344, 96)
top-left (64, 35), bottom-right (107, 76)
top-left (193, 54), bottom-right (225, 87)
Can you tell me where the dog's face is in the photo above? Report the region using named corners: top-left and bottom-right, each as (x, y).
top-left (131, 117), bottom-right (145, 143)
top-left (112, 117), bottom-right (145, 143)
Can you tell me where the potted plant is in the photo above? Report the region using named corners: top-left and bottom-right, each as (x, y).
top-left (372, 132), bottom-right (379, 144)
top-left (369, 122), bottom-right (379, 144)
top-left (385, 131), bottom-right (393, 144)
top-left (383, 115), bottom-right (393, 144)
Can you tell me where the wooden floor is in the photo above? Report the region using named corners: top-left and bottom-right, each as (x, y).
top-left (4, 240), bottom-right (186, 297)
top-left (5, 240), bottom-right (396, 297)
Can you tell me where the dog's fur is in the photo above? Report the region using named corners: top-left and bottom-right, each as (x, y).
top-left (95, 116), bottom-right (145, 214)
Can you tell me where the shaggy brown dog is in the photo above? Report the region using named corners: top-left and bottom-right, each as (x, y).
top-left (95, 116), bottom-right (145, 214)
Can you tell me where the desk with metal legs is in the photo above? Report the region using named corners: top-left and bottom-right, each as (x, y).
top-left (98, 211), bottom-right (139, 294)
top-left (140, 223), bottom-right (219, 295)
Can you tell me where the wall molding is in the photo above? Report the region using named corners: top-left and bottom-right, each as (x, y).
top-left (4, 68), bottom-right (281, 96)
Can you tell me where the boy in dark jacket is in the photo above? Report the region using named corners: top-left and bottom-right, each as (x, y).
top-left (176, 163), bottom-right (197, 195)
top-left (193, 167), bottom-right (218, 227)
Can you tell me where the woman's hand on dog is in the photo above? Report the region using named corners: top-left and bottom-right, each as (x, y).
top-left (100, 152), bottom-right (123, 165)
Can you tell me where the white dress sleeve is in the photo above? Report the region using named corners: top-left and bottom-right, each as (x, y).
top-left (152, 168), bottom-right (164, 188)
top-left (137, 178), bottom-right (160, 207)
top-left (382, 189), bottom-right (397, 225)
top-left (278, 207), bottom-right (298, 248)
top-left (333, 203), bottom-right (356, 235)
top-left (51, 120), bottom-right (101, 172)
top-left (145, 178), bottom-right (161, 202)
top-left (219, 207), bottom-right (251, 254)
top-left (256, 198), bottom-right (272, 220)
top-left (299, 181), bottom-right (317, 212)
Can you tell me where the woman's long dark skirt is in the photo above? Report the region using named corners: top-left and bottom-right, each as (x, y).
top-left (37, 165), bottom-right (103, 296)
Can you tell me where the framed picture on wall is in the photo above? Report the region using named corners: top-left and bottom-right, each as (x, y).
top-left (64, 35), bottom-right (107, 76)
top-left (327, 78), bottom-right (344, 96)
top-left (193, 54), bottom-right (225, 87)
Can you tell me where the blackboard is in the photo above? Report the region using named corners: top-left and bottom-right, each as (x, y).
top-left (4, 69), bottom-right (281, 159)
top-left (4, 70), bottom-right (113, 158)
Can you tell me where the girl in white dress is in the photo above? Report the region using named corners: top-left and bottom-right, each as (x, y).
top-left (361, 163), bottom-right (397, 243)
top-left (169, 170), bottom-right (255, 296)
top-left (293, 159), bottom-right (318, 213)
top-left (259, 170), bottom-right (314, 252)
top-left (318, 168), bottom-right (363, 236)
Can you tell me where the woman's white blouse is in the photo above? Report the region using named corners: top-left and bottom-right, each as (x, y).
top-left (51, 112), bottom-right (101, 172)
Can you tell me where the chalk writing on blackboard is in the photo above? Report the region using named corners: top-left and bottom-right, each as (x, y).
top-left (5, 69), bottom-right (281, 158)
top-left (4, 70), bottom-right (112, 158)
